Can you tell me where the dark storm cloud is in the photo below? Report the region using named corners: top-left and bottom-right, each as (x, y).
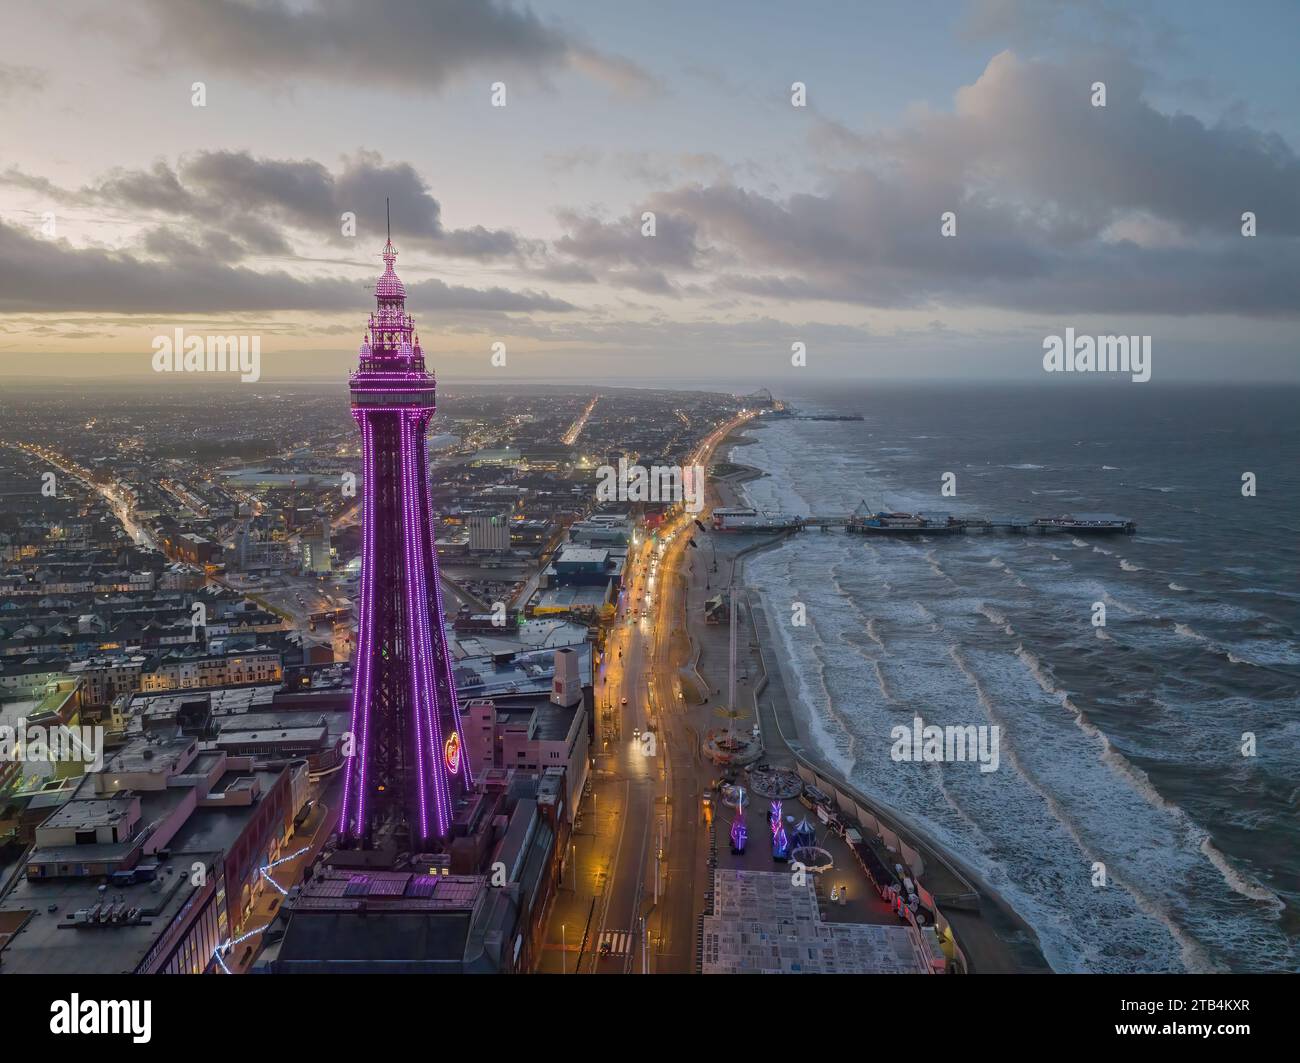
top-left (93, 161), bottom-right (202, 216)
top-left (527, 259), bottom-right (598, 285)
top-left (4, 151), bottom-right (522, 260)
top-left (405, 278), bottom-right (572, 314)
top-left (136, 0), bottom-right (656, 95)
top-left (549, 208), bottom-right (703, 294)
top-left (0, 220), bottom-right (573, 315)
top-left (554, 208), bottom-right (702, 270)
top-left (142, 226), bottom-right (247, 264)
top-left (548, 51), bottom-right (1300, 317)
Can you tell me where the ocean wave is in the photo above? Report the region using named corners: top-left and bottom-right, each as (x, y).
top-left (1011, 645), bottom-right (1242, 970)
top-left (1119, 559), bottom-right (1143, 572)
top-left (976, 602), bottom-right (1016, 636)
top-left (1199, 838), bottom-right (1283, 908)
top-left (728, 404), bottom-right (1295, 971)
top-left (872, 660), bottom-right (899, 705)
top-left (1170, 623), bottom-right (1276, 669)
top-left (1101, 591), bottom-right (1137, 615)
top-left (866, 617), bottom-right (888, 652)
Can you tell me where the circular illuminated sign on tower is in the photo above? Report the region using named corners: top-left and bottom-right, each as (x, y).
top-left (444, 732), bottom-right (461, 775)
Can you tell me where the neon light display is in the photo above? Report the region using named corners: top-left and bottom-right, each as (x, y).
top-left (730, 809), bottom-right (747, 852)
top-left (771, 799), bottom-right (789, 859)
top-left (338, 234), bottom-right (471, 848)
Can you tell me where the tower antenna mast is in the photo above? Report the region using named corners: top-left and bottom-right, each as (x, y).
top-left (386, 197), bottom-right (391, 242)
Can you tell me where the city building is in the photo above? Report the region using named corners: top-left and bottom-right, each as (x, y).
top-left (467, 511), bottom-right (512, 554)
top-left (0, 734), bottom-right (298, 973)
top-left (462, 646), bottom-right (589, 815)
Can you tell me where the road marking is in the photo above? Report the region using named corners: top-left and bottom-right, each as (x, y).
top-left (599, 931), bottom-right (633, 956)
top-left (588, 777), bottom-right (631, 972)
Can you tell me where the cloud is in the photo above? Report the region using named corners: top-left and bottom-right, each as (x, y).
top-left (0, 63), bottom-right (47, 101)
top-left (4, 150), bottom-right (524, 260)
top-left (552, 207), bottom-right (704, 281)
top-left (0, 220), bottom-right (573, 315)
top-left (549, 51), bottom-right (1300, 317)
top-left (142, 226), bottom-right (248, 264)
top-left (134, 0), bottom-right (656, 95)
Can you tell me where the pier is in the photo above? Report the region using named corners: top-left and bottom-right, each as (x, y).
top-left (794, 510), bottom-right (1136, 535)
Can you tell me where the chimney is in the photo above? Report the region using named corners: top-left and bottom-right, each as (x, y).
top-left (551, 647), bottom-right (581, 708)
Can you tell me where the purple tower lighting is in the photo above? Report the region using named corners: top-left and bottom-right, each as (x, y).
top-left (339, 230), bottom-right (471, 848)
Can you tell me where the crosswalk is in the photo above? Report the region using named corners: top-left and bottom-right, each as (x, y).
top-left (599, 931), bottom-right (633, 956)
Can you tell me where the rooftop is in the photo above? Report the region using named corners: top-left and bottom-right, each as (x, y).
top-left (701, 870), bottom-right (933, 974)
top-left (0, 852), bottom-right (221, 974)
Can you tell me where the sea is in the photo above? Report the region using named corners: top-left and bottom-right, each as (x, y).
top-left (727, 381), bottom-right (1299, 973)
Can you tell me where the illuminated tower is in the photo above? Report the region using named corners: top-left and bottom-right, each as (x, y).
top-left (339, 227), bottom-right (471, 848)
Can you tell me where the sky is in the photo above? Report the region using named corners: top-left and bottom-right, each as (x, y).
top-left (0, 0), bottom-right (1297, 385)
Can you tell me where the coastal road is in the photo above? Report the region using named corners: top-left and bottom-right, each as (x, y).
top-left (579, 410), bottom-right (757, 973)
top-left (585, 530), bottom-right (661, 972)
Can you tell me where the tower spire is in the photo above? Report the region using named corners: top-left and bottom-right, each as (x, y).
top-left (386, 196), bottom-right (391, 243)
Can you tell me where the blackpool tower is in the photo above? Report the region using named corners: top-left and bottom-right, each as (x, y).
top-left (339, 227), bottom-right (471, 849)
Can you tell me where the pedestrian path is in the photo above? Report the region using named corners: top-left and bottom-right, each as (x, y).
top-left (599, 930), bottom-right (633, 956)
